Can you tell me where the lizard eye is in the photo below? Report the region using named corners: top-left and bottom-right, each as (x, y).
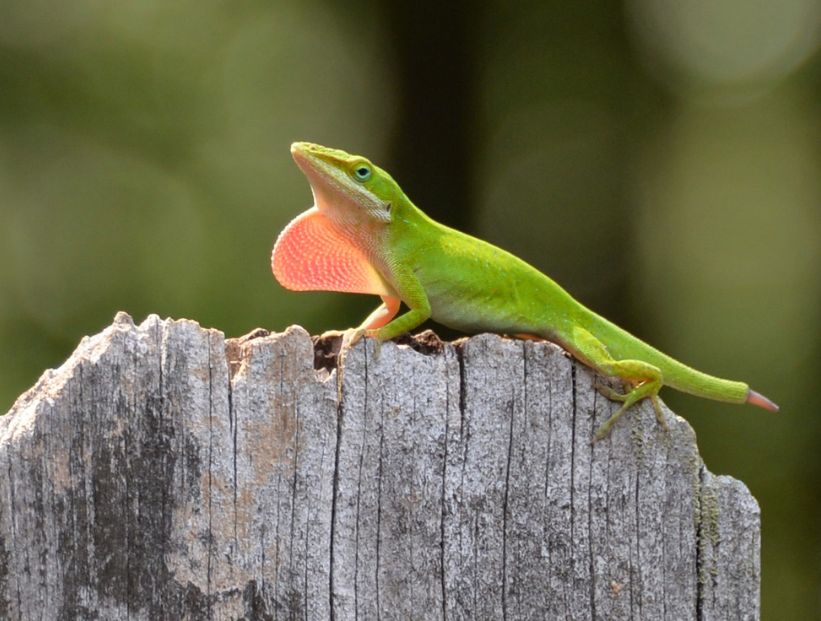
top-left (353, 165), bottom-right (372, 182)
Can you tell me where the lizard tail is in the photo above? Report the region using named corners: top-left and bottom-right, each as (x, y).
top-left (746, 389), bottom-right (779, 412)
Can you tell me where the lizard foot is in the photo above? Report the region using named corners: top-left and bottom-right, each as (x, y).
top-left (592, 379), bottom-right (664, 443)
top-left (339, 327), bottom-right (384, 363)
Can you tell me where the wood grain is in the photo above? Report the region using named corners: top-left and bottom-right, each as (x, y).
top-left (0, 313), bottom-right (760, 620)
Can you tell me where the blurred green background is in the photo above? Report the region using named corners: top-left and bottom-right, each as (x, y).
top-left (1, 0), bottom-right (819, 616)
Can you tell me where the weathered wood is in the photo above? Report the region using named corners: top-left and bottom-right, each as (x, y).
top-left (0, 313), bottom-right (760, 620)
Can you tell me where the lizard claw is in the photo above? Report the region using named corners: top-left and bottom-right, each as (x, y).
top-left (594, 377), bottom-right (628, 402)
top-left (334, 327), bottom-right (364, 368)
top-left (339, 327), bottom-right (385, 363)
top-left (343, 327), bottom-right (367, 348)
top-left (319, 328), bottom-right (349, 339)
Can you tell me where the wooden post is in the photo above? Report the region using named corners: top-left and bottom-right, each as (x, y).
top-left (0, 313), bottom-right (760, 620)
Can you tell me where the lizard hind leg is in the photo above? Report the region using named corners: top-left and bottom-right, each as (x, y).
top-left (568, 326), bottom-right (665, 442)
top-left (592, 378), bottom-right (664, 442)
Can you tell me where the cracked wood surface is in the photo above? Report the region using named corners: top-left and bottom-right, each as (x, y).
top-left (0, 313), bottom-right (760, 620)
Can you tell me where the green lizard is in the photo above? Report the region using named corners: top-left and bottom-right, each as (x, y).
top-left (272, 142), bottom-right (778, 441)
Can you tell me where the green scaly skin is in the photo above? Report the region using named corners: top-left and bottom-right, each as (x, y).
top-left (275, 142), bottom-right (779, 441)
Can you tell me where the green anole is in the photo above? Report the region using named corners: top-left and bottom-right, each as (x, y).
top-left (272, 142), bottom-right (778, 440)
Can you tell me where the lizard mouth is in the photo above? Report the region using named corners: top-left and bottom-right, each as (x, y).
top-left (291, 142), bottom-right (388, 224)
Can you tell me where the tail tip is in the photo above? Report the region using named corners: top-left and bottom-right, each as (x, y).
top-left (747, 389), bottom-right (779, 412)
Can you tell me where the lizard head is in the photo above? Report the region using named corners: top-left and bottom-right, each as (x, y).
top-left (290, 142), bottom-right (402, 228)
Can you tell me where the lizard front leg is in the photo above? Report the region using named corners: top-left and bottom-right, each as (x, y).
top-left (345, 270), bottom-right (431, 358)
top-left (359, 295), bottom-right (402, 331)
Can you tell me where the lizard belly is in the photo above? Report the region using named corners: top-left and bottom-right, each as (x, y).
top-left (406, 231), bottom-right (573, 339)
top-left (425, 286), bottom-right (540, 336)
